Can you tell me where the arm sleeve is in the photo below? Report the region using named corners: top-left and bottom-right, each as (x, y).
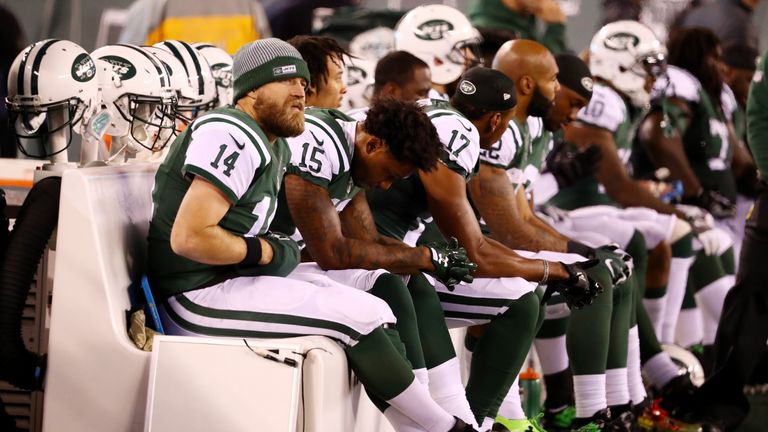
top-left (182, 122), bottom-right (265, 202)
top-left (747, 53), bottom-right (768, 176)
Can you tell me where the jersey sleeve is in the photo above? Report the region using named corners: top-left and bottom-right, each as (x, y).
top-left (182, 120), bottom-right (268, 203)
top-left (432, 114), bottom-right (480, 178)
top-left (480, 123), bottom-right (519, 169)
top-left (576, 84), bottom-right (627, 132)
top-left (720, 84), bottom-right (738, 122)
top-left (285, 121), bottom-right (341, 188)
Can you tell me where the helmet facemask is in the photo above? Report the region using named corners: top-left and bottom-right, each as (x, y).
top-left (114, 93), bottom-right (177, 152)
top-left (8, 96), bottom-right (86, 159)
top-left (622, 50), bottom-right (667, 107)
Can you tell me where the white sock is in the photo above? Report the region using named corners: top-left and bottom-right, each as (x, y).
top-left (574, 374), bottom-right (607, 419)
top-left (643, 297), bottom-right (667, 339)
top-left (626, 326), bottom-right (647, 404)
top-left (695, 276), bottom-right (732, 345)
top-left (428, 358), bottom-right (477, 427)
top-left (642, 352), bottom-right (680, 389)
top-left (498, 377), bottom-right (526, 420)
top-left (386, 378), bottom-right (455, 431)
top-left (383, 407), bottom-right (430, 432)
top-left (533, 335), bottom-right (569, 375)
top-left (675, 307), bottom-right (703, 348)
top-left (606, 368), bottom-right (630, 407)
top-left (661, 256), bottom-right (694, 343)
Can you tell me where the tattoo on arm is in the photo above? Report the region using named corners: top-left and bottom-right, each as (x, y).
top-left (284, 174), bottom-right (430, 273)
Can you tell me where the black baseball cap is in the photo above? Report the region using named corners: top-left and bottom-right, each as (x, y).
top-left (555, 53), bottom-right (594, 101)
top-left (452, 66), bottom-right (517, 112)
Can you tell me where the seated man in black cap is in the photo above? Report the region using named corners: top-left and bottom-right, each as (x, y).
top-left (364, 66), bottom-right (603, 429)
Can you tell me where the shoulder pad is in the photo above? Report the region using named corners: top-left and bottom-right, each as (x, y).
top-left (576, 84), bottom-right (627, 132)
top-left (651, 66), bottom-right (701, 103)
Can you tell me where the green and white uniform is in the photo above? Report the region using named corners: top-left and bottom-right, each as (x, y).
top-left (648, 65), bottom-right (737, 203)
top-left (271, 107), bottom-right (397, 292)
top-left (148, 107), bottom-right (394, 344)
top-left (366, 99), bottom-right (539, 326)
top-left (546, 83), bottom-right (678, 251)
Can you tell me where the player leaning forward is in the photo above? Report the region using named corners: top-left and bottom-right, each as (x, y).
top-left (147, 38), bottom-right (477, 432)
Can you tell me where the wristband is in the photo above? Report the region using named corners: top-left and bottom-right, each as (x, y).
top-left (239, 236), bottom-right (263, 268)
top-left (566, 240), bottom-right (595, 259)
top-left (539, 260), bottom-right (549, 284)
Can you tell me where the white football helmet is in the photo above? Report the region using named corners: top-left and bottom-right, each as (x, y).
top-left (91, 44), bottom-right (177, 152)
top-left (340, 56), bottom-right (376, 112)
top-left (662, 344), bottom-right (705, 387)
top-left (193, 43), bottom-right (233, 107)
top-left (153, 40), bottom-right (217, 121)
top-left (394, 5), bottom-right (481, 85)
top-left (349, 27), bottom-right (395, 62)
top-left (589, 20), bottom-right (667, 107)
top-left (5, 39), bottom-right (99, 158)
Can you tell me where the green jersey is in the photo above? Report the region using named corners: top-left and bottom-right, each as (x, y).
top-left (367, 99), bottom-right (481, 240)
top-left (467, 0), bottom-right (567, 54)
top-left (270, 108), bottom-right (360, 237)
top-left (147, 107), bottom-right (290, 299)
top-left (550, 83), bottom-right (637, 210)
top-left (645, 65), bottom-right (737, 201)
top-left (480, 116), bottom-right (549, 191)
top-left (747, 50), bottom-right (768, 177)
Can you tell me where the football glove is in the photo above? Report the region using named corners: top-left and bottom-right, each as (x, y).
top-left (544, 259), bottom-right (603, 309)
top-left (427, 237), bottom-right (478, 289)
top-left (544, 140), bottom-right (602, 188)
top-left (681, 186), bottom-right (735, 219)
top-left (677, 205), bottom-right (722, 255)
top-left (595, 244), bottom-right (633, 285)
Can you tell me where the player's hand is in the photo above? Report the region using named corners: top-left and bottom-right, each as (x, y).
top-left (545, 140), bottom-right (602, 188)
top-left (681, 187), bottom-right (735, 219)
top-left (535, 0), bottom-right (566, 23)
top-left (678, 205), bottom-right (723, 255)
top-left (427, 237), bottom-right (478, 289)
top-left (548, 259), bottom-right (603, 309)
top-left (596, 245), bottom-right (633, 285)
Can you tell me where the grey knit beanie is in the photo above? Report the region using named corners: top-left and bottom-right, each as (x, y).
top-left (232, 38), bottom-right (310, 102)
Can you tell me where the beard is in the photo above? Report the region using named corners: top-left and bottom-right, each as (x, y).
top-left (528, 86), bottom-right (555, 118)
top-left (253, 93), bottom-right (305, 137)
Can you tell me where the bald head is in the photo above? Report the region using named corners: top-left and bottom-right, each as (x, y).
top-left (492, 39), bottom-right (557, 82)
top-left (492, 39), bottom-right (559, 119)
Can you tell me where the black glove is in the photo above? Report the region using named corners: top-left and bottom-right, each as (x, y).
top-left (681, 186), bottom-right (735, 219)
top-left (566, 241), bottom-right (632, 285)
top-left (543, 259), bottom-right (603, 309)
top-left (427, 237), bottom-right (478, 289)
top-left (595, 245), bottom-right (633, 285)
top-left (544, 140), bottom-right (602, 187)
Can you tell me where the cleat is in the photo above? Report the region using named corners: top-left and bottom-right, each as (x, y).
top-left (571, 408), bottom-right (612, 431)
top-left (450, 416), bottom-right (480, 432)
top-left (541, 405), bottom-right (577, 431)
top-left (657, 374), bottom-right (697, 416)
top-left (493, 414), bottom-right (547, 431)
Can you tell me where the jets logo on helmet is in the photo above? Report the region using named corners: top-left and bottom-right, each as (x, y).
top-left (346, 65), bottom-right (367, 86)
top-left (210, 63), bottom-right (232, 87)
top-left (71, 53), bottom-right (96, 82)
top-left (415, 20), bottom-right (454, 41)
top-left (459, 80), bottom-right (476, 95)
top-left (604, 33), bottom-right (640, 51)
top-left (581, 77), bottom-right (594, 92)
top-left (101, 55), bottom-right (136, 79)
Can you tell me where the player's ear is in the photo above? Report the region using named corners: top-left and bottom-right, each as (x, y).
top-left (380, 82), bottom-right (400, 99)
top-left (490, 111), bottom-right (502, 130)
top-left (366, 136), bottom-right (385, 154)
top-left (520, 75), bottom-right (534, 95)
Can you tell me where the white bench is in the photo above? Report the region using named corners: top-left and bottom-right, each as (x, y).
top-left (41, 163), bottom-right (368, 431)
